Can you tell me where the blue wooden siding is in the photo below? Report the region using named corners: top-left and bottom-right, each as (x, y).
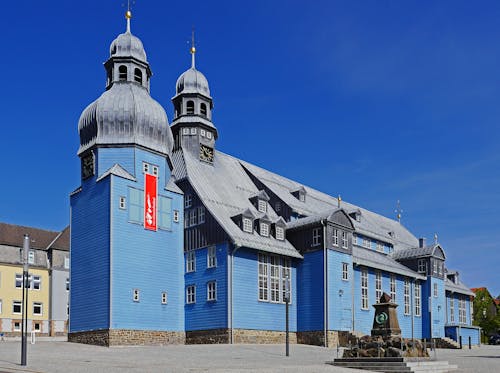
top-left (110, 158), bottom-right (185, 331)
top-left (184, 243), bottom-right (228, 331)
top-left (70, 177), bottom-right (111, 332)
top-left (327, 250), bottom-right (352, 331)
top-left (297, 250), bottom-right (324, 331)
top-left (232, 248), bottom-right (297, 332)
top-left (422, 277), bottom-right (445, 338)
top-left (97, 148), bottom-right (135, 177)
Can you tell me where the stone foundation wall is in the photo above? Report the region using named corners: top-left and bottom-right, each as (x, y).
top-left (297, 330), bottom-right (352, 347)
top-left (69, 329), bottom-right (185, 346)
top-left (232, 329), bottom-right (297, 344)
top-left (186, 328), bottom-right (230, 344)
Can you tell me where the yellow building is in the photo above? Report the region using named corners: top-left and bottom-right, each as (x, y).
top-left (0, 223), bottom-right (67, 336)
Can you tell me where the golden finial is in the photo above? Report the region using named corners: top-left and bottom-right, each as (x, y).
top-left (125, 10), bottom-right (132, 19)
top-left (337, 195), bottom-right (342, 208)
top-left (123, 0), bottom-right (135, 32)
top-left (190, 26), bottom-right (196, 68)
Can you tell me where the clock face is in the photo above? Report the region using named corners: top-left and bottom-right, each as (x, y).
top-left (82, 153), bottom-right (94, 179)
top-left (199, 145), bottom-right (214, 163)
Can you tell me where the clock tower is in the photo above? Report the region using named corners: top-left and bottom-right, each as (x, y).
top-left (171, 42), bottom-right (218, 164)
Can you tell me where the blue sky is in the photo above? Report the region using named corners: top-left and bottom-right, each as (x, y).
top-left (0, 1), bottom-right (498, 296)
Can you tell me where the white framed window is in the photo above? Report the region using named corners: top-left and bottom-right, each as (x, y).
top-left (183, 128), bottom-right (190, 135)
top-left (390, 275), bottom-right (396, 302)
top-left (342, 262), bottom-right (349, 281)
top-left (260, 222), bottom-right (269, 237)
top-left (161, 291), bottom-right (168, 304)
top-left (189, 209), bottom-right (197, 227)
top-left (470, 301), bottom-right (474, 322)
top-left (332, 229), bottom-right (339, 247)
top-left (198, 206), bottom-right (205, 224)
top-left (415, 281), bottom-right (421, 316)
top-left (28, 251), bottom-right (35, 264)
top-left (32, 275), bottom-right (41, 290)
top-left (375, 271), bottom-right (382, 303)
top-left (418, 259), bottom-right (427, 274)
top-left (207, 281), bottom-right (217, 301)
top-left (190, 128), bottom-right (197, 135)
top-left (13, 301), bottom-right (22, 314)
top-left (15, 273), bottom-right (22, 288)
top-left (34, 322), bottom-right (41, 332)
top-left (404, 278), bottom-right (410, 315)
top-left (270, 255), bottom-right (280, 303)
top-left (450, 297), bottom-right (455, 323)
top-left (207, 246), bottom-right (217, 268)
top-left (341, 231), bottom-right (348, 248)
top-left (200, 129), bottom-right (206, 137)
top-left (33, 302), bottom-right (43, 316)
top-left (186, 251), bottom-right (196, 273)
top-left (14, 321), bottom-right (21, 331)
top-left (173, 210), bottom-right (179, 222)
top-left (433, 283), bottom-right (438, 298)
top-left (433, 260), bottom-right (438, 275)
top-left (312, 228), bottom-right (321, 246)
top-left (133, 289), bottom-right (140, 302)
top-left (142, 162), bottom-right (149, 174)
top-left (243, 218), bottom-right (253, 233)
top-left (363, 237), bottom-right (371, 249)
top-left (258, 253), bottom-right (268, 301)
top-left (258, 199), bottom-right (267, 213)
top-left (66, 278), bottom-right (69, 291)
top-left (376, 242), bottom-right (383, 252)
top-left (361, 269), bottom-right (369, 310)
top-left (459, 297), bottom-right (467, 324)
top-left (119, 196), bottom-right (126, 209)
top-left (207, 132), bottom-right (212, 139)
top-left (152, 165), bottom-right (159, 176)
top-left (276, 226), bottom-right (284, 241)
top-left (186, 285), bottom-right (196, 304)
top-left (352, 233), bottom-right (357, 246)
top-left (185, 194), bottom-right (192, 208)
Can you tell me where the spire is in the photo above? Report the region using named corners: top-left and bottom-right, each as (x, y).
top-left (190, 27), bottom-right (196, 69)
top-left (125, 0), bottom-right (133, 33)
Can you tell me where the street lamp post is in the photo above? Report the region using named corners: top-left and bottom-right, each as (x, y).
top-left (21, 234), bottom-right (30, 366)
top-left (285, 274), bottom-right (290, 357)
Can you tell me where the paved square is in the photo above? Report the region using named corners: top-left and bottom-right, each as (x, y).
top-left (0, 341), bottom-right (498, 372)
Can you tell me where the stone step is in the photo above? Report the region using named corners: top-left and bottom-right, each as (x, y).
top-left (329, 359), bottom-right (457, 373)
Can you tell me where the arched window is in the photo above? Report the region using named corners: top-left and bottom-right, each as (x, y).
top-left (134, 68), bottom-right (142, 84)
top-left (186, 101), bottom-right (194, 114)
top-left (200, 103), bottom-right (207, 116)
top-left (119, 65), bottom-right (127, 81)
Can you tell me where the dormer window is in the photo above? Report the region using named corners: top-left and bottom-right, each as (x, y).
top-left (243, 218), bottom-right (253, 233)
top-left (258, 200), bottom-right (267, 213)
top-left (260, 222), bottom-right (269, 237)
top-left (291, 186), bottom-right (306, 202)
top-left (276, 226), bottom-right (284, 241)
top-left (187, 101), bottom-right (194, 114)
top-left (134, 68), bottom-right (142, 84)
top-left (119, 65), bottom-right (127, 81)
top-left (200, 103), bottom-right (207, 116)
top-left (299, 193), bottom-right (305, 202)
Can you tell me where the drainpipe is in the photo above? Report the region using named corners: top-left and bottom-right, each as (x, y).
top-left (411, 279), bottom-right (414, 341)
top-left (229, 243), bottom-right (242, 344)
top-left (352, 263), bottom-right (355, 333)
top-left (322, 219), bottom-right (328, 347)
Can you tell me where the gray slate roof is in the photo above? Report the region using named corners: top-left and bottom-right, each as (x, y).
top-left (445, 277), bottom-right (474, 296)
top-left (353, 246), bottom-right (426, 280)
top-left (391, 244), bottom-right (446, 260)
top-left (173, 149), bottom-right (302, 258)
top-left (240, 160), bottom-right (419, 250)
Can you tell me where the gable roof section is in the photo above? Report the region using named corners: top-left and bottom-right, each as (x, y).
top-left (353, 246), bottom-right (426, 280)
top-left (0, 222), bottom-right (67, 251)
top-left (240, 160), bottom-right (418, 250)
top-left (173, 149), bottom-right (302, 258)
top-left (286, 208), bottom-right (354, 231)
top-left (96, 163), bottom-right (136, 182)
top-left (391, 244), bottom-right (446, 260)
top-left (446, 277), bottom-right (474, 296)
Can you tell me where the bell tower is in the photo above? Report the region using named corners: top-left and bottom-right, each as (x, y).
top-left (171, 35), bottom-right (218, 164)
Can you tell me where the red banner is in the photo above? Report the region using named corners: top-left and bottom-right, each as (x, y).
top-left (144, 173), bottom-right (157, 231)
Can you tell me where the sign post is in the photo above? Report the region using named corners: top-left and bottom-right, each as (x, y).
top-left (21, 234), bottom-right (30, 366)
top-left (285, 274), bottom-right (290, 357)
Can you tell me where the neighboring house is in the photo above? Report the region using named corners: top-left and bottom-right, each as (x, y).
top-left (471, 287), bottom-right (499, 339)
top-left (68, 11), bottom-right (479, 347)
top-left (0, 223), bottom-right (68, 336)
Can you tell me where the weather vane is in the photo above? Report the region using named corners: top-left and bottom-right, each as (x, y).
top-left (395, 200), bottom-right (403, 223)
top-left (189, 26), bottom-right (197, 68)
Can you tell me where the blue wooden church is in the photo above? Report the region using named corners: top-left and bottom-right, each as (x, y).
top-left (69, 11), bottom-right (479, 347)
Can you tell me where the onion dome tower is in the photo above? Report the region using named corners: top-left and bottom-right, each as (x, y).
top-left (171, 34), bottom-right (217, 164)
top-left (78, 10), bottom-right (173, 171)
